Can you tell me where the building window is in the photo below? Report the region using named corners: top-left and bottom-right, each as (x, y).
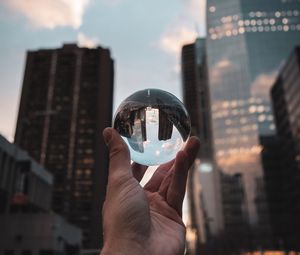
top-left (209, 6), bottom-right (216, 12)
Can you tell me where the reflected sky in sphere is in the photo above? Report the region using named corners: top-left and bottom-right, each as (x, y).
top-left (113, 89), bottom-right (191, 166)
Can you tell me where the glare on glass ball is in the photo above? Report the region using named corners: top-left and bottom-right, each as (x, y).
top-left (113, 88), bottom-right (191, 166)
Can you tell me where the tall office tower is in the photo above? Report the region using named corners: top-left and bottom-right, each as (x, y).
top-left (182, 38), bottom-right (223, 255)
top-left (182, 38), bottom-right (214, 161)
top-left (259, 135), bottom-right (285, 248)
top-left (206, 0), bottom-right (300, 250)
top-left (219, 173), bottom-right (249, 253)
top-left (270, 46), bottom-right (300, 250)
top-left (14, 44), bottom-right (114, 251)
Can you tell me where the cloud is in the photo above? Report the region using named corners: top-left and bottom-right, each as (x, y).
top-left (251, 71), bottom-right (278, 100)
top-left (160, 26), bottom-right (198, 57)
top-left (4, 0), bottom-right (90, 29)
top-left (210, 58), bottom-right (234, 85)
top-left (158, 0), bottom-right (206, 73)
top-left (77, 32), bottom-right (98, 48)
top-left (185, 0), bottom-right (206, 28)
top-left (159, 0), bottom-right (206, 56)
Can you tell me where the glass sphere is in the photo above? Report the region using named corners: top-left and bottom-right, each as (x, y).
top-left (113, 89), bottom-right (191, 166)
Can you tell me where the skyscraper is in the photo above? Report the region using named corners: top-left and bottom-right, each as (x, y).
top-left (14, 43), bottom-right (114, 250)
top-left (206, 0), bottom-right (300, 250)
top-left (270, 46), bottom-right (300, 249)
top-left (182, 38), bottom-right (214, 161)
top-left (182, 38), bottom-right (223, 255)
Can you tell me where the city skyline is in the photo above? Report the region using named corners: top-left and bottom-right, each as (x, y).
top-left (1, 1), bottom-right (300, 253)
top-left (0, 0), bottom-right (206, 141)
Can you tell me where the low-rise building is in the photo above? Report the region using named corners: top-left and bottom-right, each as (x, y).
top-left (0, 134), bottom-right (82, 255)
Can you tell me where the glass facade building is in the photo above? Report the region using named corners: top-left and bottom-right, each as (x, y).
top-left (206, 0), bottom-right (300, 249)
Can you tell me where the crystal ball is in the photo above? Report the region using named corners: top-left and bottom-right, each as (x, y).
top-left (113, 89), bottom-right (191, 166)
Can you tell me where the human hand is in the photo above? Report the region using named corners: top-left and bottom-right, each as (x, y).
top-left (100, 127), bottom-right (200, 255)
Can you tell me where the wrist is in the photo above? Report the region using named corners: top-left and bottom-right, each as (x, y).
top-left (100, 246), bottom-right (123, 255)
top-left (100, 238), bottom-right (149, 255)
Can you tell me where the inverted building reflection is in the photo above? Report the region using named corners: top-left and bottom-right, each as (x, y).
top-left (114, 106), bottom-right (147, 153)
top-left (114, 102), bottom-right (190, 154)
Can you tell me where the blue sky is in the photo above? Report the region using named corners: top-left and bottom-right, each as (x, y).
top-left (0, 0), bottom-right (206, 141)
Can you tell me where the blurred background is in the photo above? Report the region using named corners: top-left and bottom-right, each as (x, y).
top-left (0, 0), bottom-right (299, 254)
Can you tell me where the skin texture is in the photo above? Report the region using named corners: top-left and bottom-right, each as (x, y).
top-left (100, 127), bottom-right (200, 255)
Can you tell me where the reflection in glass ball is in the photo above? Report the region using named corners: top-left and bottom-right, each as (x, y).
top-left (113, 89), bottom-right (191, 166)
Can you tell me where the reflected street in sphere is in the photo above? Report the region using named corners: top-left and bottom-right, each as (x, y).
top-left (113, 89), bottom-right (191, 166)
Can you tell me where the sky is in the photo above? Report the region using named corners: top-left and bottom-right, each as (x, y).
top-left (0, 0), bottom-right (206, 142)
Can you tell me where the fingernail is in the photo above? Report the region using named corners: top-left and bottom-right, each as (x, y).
top-left (103, 129), bottom-right (112, 144)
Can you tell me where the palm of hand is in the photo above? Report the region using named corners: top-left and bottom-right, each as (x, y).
top-left (106, 161), bottom-right (190, 255)
top-left (146, 192), bottom-right (186, 255)
top-left (102, 128), bottom-right (199, 255)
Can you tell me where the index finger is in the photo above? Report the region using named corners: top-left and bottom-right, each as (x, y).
top-left (166, 136), bottom-right (200, 215)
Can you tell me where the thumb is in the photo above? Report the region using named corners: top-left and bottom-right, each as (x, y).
top-left (103, 127), bottom-right (132, 182)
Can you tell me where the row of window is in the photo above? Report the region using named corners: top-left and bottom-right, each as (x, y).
top-left (221, 17), bottom-right (293, 26)
top-left (216, 135), bottom-right (256, 145)
top-left (210, 17), bottom-right (295, 31)
top-left (208, 8), bottom-right (299, 19)
top-left (213, 98), bottom-right (265, 109)
top-left (210, 24), bottom-right (300, 40)
top-left (216, 145), bottom-right (262, 158)
top-left (213, 107), bottom-right (271, 119)
top-left (219, 114), bottom-right (274, 127)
